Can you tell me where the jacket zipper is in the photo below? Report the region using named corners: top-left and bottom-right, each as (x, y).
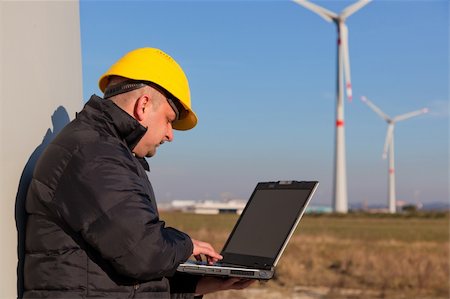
top-left (128, 283), bottom-right (140, 299)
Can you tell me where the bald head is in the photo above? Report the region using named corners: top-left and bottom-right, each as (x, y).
top-left (105, 76), bottom-right (163, 116)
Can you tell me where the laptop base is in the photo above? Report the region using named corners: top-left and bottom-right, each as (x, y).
top-left (177, 261), bottom-right (274, 280)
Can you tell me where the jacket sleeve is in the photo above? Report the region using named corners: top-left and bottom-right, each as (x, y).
top-left (53, 141), bottom-right (193, 281)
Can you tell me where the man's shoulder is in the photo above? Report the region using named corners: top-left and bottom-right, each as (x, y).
top-left (50, 117), bottom-right (126, 154)
top-left (34, 119), bottom-right (132, 179)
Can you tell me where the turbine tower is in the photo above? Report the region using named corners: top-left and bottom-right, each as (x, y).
top-left (293, 0), bottom-right (371, 213)
top-left (361, 96), bottom-right (428, 213)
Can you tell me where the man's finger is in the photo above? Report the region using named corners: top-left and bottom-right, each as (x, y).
top-left (234, 279), bottom-right (255, 289)
top-left (224, 278), bottom-right (255, 290)
top-left (192, 239), bottom-right (223, 260)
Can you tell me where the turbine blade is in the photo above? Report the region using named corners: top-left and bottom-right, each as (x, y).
top-left (382, 124), bottom-right (394, 159)
top-left (393, 108), bottom-right (429, 122)
top-left (340, 0), bottom-right (372, 20)
top-left (360, 96), bottom-right (391, 122)
top-left (341, 23), bottom-right (352, 101)
top-left (292, 0), bottom-right (338, 23)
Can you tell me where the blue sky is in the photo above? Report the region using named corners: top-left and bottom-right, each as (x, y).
top-left (80, 0), bottom-right (448, 207)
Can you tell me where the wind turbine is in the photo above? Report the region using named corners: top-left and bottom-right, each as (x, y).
top-left (361, 96), bottom-right (428, 213)
top-left (293, 0), bottom-right (371, 213)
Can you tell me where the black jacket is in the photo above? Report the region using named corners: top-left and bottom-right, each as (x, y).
top-left (24, 95), bottom-right (199, 298)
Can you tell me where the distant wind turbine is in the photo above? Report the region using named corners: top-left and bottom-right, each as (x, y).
top-left (293, 0), bottom-right (371, 213)
top-left (361, 96), bottom-right (428, 213)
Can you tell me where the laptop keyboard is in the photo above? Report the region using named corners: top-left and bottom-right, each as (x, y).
top-left (186, 260), bottom-right (246, 268)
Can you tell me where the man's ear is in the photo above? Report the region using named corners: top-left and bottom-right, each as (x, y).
top-left (134, 94), bottom-right (151, 121)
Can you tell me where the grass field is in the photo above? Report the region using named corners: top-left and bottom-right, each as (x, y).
top-left (161, 211), bottom-right (450, 299)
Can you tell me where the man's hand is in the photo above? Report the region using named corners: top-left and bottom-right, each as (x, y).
top-left (191, 239), bottom-right (222, 265)
top-left (195, 277), bottom-right (255, 295)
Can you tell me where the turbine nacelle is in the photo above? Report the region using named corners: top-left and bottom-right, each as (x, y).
top-left (294, 0), bottom-right (371, 102)
top-left (360, 96), bottom-right (429, 159)
top-left (293, 0), bottom-right (371, 22)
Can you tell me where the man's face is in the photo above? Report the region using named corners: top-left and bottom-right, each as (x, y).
top-left (134, 92), bottom-right (176, 158)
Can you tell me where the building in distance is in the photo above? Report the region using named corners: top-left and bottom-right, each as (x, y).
top-left (171, 199), bottom-right (247, 215)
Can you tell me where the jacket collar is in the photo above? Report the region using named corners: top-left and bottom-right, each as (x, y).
top-left (85, 95), bottom-right (150, 171)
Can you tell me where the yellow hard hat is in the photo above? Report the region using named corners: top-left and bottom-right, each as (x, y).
top-left (99, 48), bottom-right (197, 130)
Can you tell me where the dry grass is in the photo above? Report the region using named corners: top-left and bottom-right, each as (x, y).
top-left (161, 212), bottom-right (449, 298)
top-left (271, 235), bottom-right (449, 297)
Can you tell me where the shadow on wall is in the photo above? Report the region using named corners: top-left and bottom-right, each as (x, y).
top-left (15, 106), bottom-right (71, 298)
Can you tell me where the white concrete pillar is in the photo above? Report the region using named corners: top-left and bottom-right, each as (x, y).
top-left (0, 1), bottom-right (82, 297)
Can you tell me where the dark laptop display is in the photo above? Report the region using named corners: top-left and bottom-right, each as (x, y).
top-left (221, 184), bottom-right (314, 268)
top-left (177, 180), bottom-right (318, 279)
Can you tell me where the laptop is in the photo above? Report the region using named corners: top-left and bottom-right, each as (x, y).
top-left (177, 180), bottom-right (318, 280)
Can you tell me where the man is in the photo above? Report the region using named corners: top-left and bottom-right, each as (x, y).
top-left (24, 48), bottom-right (253, 298)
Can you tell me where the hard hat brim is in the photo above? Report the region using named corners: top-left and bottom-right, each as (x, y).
top-left (173, 108), bottom-right (197, 131)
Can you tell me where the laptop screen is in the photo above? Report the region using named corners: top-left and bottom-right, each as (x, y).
top-left (221, 182), bottom-right (316, 265)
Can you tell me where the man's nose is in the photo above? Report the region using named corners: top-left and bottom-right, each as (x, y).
top-left (166, 123), bottom-right (174, 142)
